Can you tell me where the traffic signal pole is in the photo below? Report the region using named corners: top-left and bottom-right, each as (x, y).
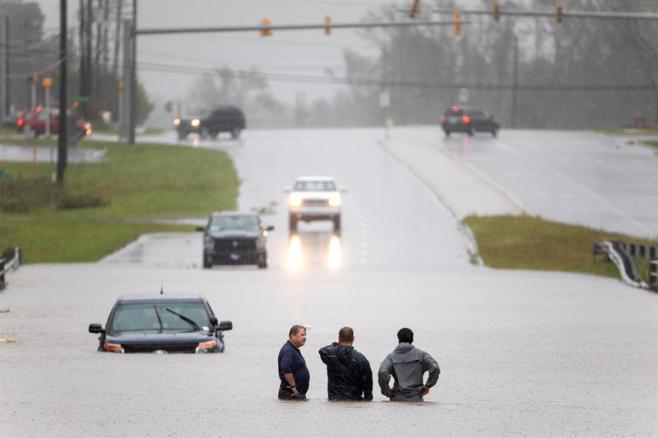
top-left (57, 0), bottom-right (68, 184)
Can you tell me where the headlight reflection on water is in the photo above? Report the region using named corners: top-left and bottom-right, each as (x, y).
top-left (286, 234), bottom-right (304, 271)
top-left (327, 235), bottom-right (342, 270)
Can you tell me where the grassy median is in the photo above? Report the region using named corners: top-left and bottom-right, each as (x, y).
top-left (465, 215), bottom-right (658, 281)
top-left (0, 140), bottom-right (238, 263)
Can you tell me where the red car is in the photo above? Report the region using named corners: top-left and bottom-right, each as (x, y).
top-left (16, 106), bottom-right (92, 140)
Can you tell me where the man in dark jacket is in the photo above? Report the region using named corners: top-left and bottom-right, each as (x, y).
top-left (319, 326), bottom-right (373, 401)
top-left (278, 325), bottom-right (310, 400)
top-left (378, 327), bottom-right (440, 402)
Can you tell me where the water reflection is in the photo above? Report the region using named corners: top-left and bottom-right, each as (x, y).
top-left (285, 231), bottom-right (343, 271)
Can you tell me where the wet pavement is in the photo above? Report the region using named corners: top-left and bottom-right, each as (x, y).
top-left (1, 127), bottom-right (657, 437)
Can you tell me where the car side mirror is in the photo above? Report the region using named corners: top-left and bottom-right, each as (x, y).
top-left (218, 321), bottom-right (233, 331)
top-left (266, 225), bottom-right (274, 231)
top-left (89, 323), bottom-right (105, 334)
top-left (196, 226), bottom-right (206, 232)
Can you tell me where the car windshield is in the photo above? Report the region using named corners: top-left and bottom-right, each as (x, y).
top-left (209, 215), bottom-right (258, 232)
top-left (294, 180), bottom-right (337, 191)
top-left (110, 302), bottom-right (209, 333)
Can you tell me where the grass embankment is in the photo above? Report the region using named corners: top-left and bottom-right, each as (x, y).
top-left (647, 140), bottom-right (658, 150)
top-left (465, 215), bottom-right (658, 281)
top-left (0, 140), bottom-right (238, 263)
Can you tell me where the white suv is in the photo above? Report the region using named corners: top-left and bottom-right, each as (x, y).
top-left (287, 176), bottom-right (344, 233)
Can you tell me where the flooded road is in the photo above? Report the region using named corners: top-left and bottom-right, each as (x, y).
top-left (1, 128), bottom-right (657, 437)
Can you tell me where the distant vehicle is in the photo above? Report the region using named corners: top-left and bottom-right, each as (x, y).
top-left (201, 105), bottom-right (246, 140)
top-left (198, 211), bottom-right (273, 269)
top-left (173, 109), bottom-right (210, 140)
top-left (174, 106), bottom-right (246, 140)
top-left (440, 105), bottom-right (499, 137)
top-left (16, 106), bottom-right (92, 140)
top-left (88, 293), bottom-right (233, 354)
top-left (286, 176), bottom-right (345, 233)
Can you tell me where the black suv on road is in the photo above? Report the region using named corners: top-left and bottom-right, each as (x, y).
top-left (201, 106), bottom-right (246, 140)
top-left (440, 106), bottom-right (499, 137)
top-left (198, 212), bottom-right (273, 269)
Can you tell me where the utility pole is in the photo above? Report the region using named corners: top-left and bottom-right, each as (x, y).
top-left (511, 35), bottom-right (519, 128)
top-left (57, 0), bottom-right (68, 184)
top-left (2, 15), bottom-right (9, 120)
top-left (128, 0), bottom-right (137, 144)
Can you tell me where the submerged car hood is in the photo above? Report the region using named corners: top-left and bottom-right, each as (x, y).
top-left (208, 230), bottom-right (259, 239)
top-left (106, 330), bottom-right (213, 345)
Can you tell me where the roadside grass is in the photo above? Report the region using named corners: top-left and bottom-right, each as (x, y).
top-left (594, 128), bottom-right (658, 136)
top-left (647, 140), bottom-right (658, 150)
top-left (0, 140), bottom-right (238, 263)
top-left (464, 215), bottom-right (658, 281)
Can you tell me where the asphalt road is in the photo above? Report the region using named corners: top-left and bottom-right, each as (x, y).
top-left (1, 127), bottom-right (657, 437)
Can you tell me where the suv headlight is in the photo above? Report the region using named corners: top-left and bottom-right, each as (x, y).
top-left (289, 193), bottom-right (302, 208)
top-left (328, 194), bottom-right (341, 207)
top-left (196, 340), bottom-right (217, 353)
top-left (191, 118), bottom-right (201, 128)
top-left (103, 342), bottom-right (124, 353)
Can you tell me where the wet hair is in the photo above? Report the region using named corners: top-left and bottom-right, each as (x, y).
top-left (397, 327), bottom-right (414, 344)
top-left (289, 324), bottom-right (306, 337)
top-left (338, 326), bottom-right (354, 343)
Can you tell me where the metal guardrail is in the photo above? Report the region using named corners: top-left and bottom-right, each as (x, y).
top-left (0, 247), bottom-right (21, 291)
top-left (650, 260), bottom-right (658, 293)
top-left (593, 240), bottom-right (655, 291)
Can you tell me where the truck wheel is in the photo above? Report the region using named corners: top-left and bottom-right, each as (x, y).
top-left (289, 215), bottom-right (298, 232)
top-left (333, 216), bottom-right (341, 233)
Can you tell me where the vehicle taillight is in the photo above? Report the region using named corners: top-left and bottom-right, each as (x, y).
top-left (16, 117), bottom-right (24, 128)
top-left (462, 115), bottom-right (471, 124)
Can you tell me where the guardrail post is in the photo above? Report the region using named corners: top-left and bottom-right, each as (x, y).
top-left (650, 259), bottom-right (658, 292)
top-left (0, 259), bottom-right (5, 291)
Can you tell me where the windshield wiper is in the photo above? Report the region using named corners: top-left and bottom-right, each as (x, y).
top-left (165, 308), bottom-right (201, 331)
top-left (153, 305), bottom-right (164, 333)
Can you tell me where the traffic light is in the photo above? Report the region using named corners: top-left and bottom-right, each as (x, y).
top-left (409, 0), bottom-right (421, 19)
top-left (556, 5), bottom-right (564, 23)
top-left (324, 16), bottom-right (332, 35)
top-left (261, 17), bottom-right (272, 37)
top-left (492, 2), bottom-right (501, 21)
top-left (453, 9), bottom-right (462, 37)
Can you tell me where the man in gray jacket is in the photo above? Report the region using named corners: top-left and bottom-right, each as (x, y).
top-left (378, 327), bottom-right (440, 401)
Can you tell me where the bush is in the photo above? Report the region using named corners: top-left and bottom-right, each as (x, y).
top-left (0, 177), bottom-right (56, 212)
top-left (56, 194), bottom-right (109, 210)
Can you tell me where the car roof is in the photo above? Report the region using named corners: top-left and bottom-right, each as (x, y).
top-left (296, 176), bottom-right (335, 182)
top-left (211, 211), bottom-right (258, 218)
top-left (116, 293), bottom-right (206, 304)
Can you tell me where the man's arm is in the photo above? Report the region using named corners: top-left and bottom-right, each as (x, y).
top-left (422, 351), bottom-right (440, 388)
top-left (377, 355), bottom-right (394, 397)
top-left (283, 372), bottom-right (299, 397)
top-left (318, 346), bottom-right (329, 364)
top-left (360, 355), bottom-right (373, 400)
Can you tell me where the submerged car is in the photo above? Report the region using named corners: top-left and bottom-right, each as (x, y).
top-left (198, 212), bottom-right (273, 269)
top-left (88, 293), bottom-right (233, 354)
top-left (440, 105), bottom-right (499, 137)
top-left (287, 176), bottom-right (345, 233)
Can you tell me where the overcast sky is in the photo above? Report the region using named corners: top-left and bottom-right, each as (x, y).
top-left (36, 0), bottom-right (406, 106)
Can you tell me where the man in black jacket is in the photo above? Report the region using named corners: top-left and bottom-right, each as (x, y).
top-left (319, 327), bottom-right (373, 401)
